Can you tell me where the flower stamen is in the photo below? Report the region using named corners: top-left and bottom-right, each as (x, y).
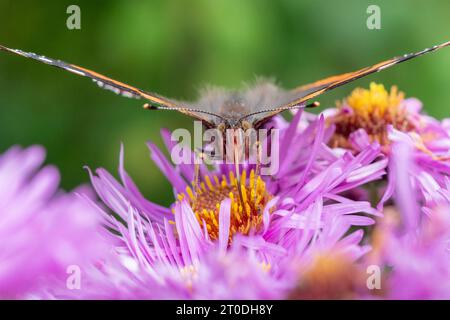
top-left (329, 82), bottom-right (414, 149)
top-left (177, 169), bottom-right (273, 241)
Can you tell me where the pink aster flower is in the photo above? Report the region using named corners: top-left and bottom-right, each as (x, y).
top-left (83, 110), bottom-right (386, 299)
top-left (48, 242), bottom-right (290, 300)
top-left (369, 141), bottom-right (450, 299)
top-left (52, 199), bottom-right (374, 299)
top-left (0, 145), bottom-right (105, 298)
top-left (325, 83), bottom-right (450, 212)
top-left (386, 127), bottom-right (450, 209)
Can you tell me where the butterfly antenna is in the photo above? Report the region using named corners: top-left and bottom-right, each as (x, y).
top-left (143, 103), bottom-right (226, 121)
top-left (239, 101), bottom-right (320, 121)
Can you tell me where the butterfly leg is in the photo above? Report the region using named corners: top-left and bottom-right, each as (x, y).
top-left (193, 148), bottom-right (206, 194)
top-left (233, 137), bottom-right (245, 205)
top-left (253, 139), bottom-right (262, 204)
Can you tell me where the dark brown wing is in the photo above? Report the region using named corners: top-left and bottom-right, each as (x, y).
top-left (243, 41), bottom-right (450, 125)
top-left (0, 44), bottom-right (219, 123)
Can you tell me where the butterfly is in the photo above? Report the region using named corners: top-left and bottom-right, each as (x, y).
top-left (1, 41), bottom-right (449, 196)
top-left (1, 41), bottom-right (449, 132)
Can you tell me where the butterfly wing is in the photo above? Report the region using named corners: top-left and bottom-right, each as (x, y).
top-left (245, 41), bottom-right (450, 126)
top-left (0, 44), bottom-right (217, 123)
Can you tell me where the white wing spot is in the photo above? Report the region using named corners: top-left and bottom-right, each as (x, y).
top-left (13, 49), bottom-right (29, 57)
top-left (121, 91), bottom-right (137, 98)
top-left (38, 56), bottom-right (53, 63)
top-left (94, 79), bottom-right (104, 87)
top-left (102, 83), bottom-right (121, 95)
top-left (379, 61), bottom-right (396, 71)
top-left (65, 67), bottom-right (85, 76)
top-left (92, 80), bottom-right (139, 99)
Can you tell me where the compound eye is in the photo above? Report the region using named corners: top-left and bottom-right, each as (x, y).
top-left (241, 120), bottom-right (252, 131)
top-left (217, 123), bottom-right (226, 132)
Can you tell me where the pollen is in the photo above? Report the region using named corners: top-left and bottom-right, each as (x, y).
top-left (177, 169), bottom-right (273, 242)
top-left (329, 82), bottom-right (415, 149)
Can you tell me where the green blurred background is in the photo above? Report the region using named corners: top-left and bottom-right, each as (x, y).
top-left (0, 0), bottom-right (449, 206)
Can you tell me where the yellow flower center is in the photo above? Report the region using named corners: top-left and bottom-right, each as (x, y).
top-left (329, 82), bottom-right (414, 149)
top-left (347, 82), bottom-right (404, 119)
top-left (176, 169), bottom-right (273, 241)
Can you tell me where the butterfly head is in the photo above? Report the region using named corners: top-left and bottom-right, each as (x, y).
top-left (216, 119), bottom-right (253, 132)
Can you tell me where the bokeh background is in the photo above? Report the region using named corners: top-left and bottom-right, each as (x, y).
top-left (0, 0), bottom-right (449, 206)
